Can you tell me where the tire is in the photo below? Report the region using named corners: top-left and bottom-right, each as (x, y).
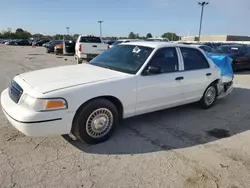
top-left (77, 58), bottom-right (83, 64)
top-left (72, 99), bottom-right (119, 144)
top-left (199, 83), bottom-right (218, 109)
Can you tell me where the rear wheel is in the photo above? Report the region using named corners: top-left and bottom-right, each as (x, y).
top-left (199, 84), bottom-right (217, 109)
top-left (72, 99), bottom-right (118, 144)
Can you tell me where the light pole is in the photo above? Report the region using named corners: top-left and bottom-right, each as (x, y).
top-left (198, 1), bottom-right (209, 42)
top-left (66, 27), bottom-right (70, 35)
top-left (98, 21), bottom-right (103, 38)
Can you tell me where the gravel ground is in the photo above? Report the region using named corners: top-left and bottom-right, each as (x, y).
top-left (1, 44), bottom-right (250, 188)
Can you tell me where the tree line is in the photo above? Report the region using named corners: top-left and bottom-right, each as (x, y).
top-left (0, 28), bottom-right (180, 41)
top-left (128, 32), bottom-right (180, 41)
top-left (0, 28), bottom-right (76, 40)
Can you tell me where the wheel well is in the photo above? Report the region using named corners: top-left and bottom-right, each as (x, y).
top-left (74, 96), bottom-right (124, 121)
top-left (211, 79), bottom-right (220, 93)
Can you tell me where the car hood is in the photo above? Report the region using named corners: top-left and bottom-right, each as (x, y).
top-left (18, 64), bottom-right (130, 93)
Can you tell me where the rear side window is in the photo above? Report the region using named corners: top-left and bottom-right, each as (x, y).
top-left (79, 37), bottom-right (101, 43)
top-left (180, 47), bottom-right (209, 71)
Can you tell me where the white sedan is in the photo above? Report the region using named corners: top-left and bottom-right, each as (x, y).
top-left (1, 42), bottom-right (233, 144)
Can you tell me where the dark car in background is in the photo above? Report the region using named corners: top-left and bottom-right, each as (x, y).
top-left (0, 39), bottom-right (9, 44)
top-left (35, 39), bottom-right (50, 46)
top-left (15, 39), bottom-right (30, 46)
top-left (5, 39), bottom-right (19, 45)
top-left (46, 40), bottom-right (62, 53)
top-left (106, 40), bottom-right (116, 45)
top-left (216, 44), bottom-right (250, 71)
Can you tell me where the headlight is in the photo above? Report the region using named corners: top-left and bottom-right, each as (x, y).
top-left (19, 94), bottom-right (67, 111)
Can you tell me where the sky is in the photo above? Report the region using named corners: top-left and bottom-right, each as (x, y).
top-left (0, 0), bottom-right (250, 37)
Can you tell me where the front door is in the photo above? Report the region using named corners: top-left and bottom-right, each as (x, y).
top-left (136, 47), bottom-right (186, 115)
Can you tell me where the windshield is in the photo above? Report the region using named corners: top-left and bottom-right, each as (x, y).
top-left (90, 45), bottom-right (153, 74)
top-left (216, 46), bottom-right (241, 54)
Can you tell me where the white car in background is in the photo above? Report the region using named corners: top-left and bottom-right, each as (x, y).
top-left (75, 35), bottom-right (108, 63)
top-left (1, 42), bottom-right (233, 144)
top-left (109, 39), bottom-right (141, 48)
top-left (146, 37), bottom-right (169, 42)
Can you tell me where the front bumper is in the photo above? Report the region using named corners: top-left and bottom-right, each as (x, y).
top-left (1, 89), bottom-right (74, 136)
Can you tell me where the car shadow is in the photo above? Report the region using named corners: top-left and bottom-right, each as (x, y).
top-left (63, 87), bottom-right (250, 155)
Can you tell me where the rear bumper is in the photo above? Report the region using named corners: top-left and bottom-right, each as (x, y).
top-left (217, 81), bottom-right (234, 99)
top-left (77, 53), bottom-right (98, 59)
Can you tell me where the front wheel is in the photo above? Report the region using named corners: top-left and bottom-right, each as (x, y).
top-left (199, 84), bottom-right (217, 109)
top-left (72, 99), bottom-right (119, 144)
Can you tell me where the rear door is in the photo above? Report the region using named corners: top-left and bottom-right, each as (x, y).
top-left (178, 47), bottom-right (215, 103)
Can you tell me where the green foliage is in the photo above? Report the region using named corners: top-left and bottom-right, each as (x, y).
top-left (161, 32), bottom-right (180, 41)
top-left (0, 28), bottom-right (73, 40)
top-left (0, 27), bottom-right (180, 42)
top-left (128, 32), bottom-right (136, 39)
top-left (146, 33), bottom-right (153, 38)
top-left (0, 28), bottom-right (31, 39)
top-left (128, 32), bottom-right (143, 39)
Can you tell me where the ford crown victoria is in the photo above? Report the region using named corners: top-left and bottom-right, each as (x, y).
top-left (1, 42), bottom-right (233, 144)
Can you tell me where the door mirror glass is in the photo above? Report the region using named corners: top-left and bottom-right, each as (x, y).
top-left (145, 66), bottom-right (162, 75)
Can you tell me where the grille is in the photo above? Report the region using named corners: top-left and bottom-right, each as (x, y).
top-left (9, 81), bottom-right (23, 103)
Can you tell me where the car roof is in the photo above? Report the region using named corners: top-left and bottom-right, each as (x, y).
top-left (121, 41), bottom-right (198, 49)
top-left (117, 39), bottom-right (140, 42)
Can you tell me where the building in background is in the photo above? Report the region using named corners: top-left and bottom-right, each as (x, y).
top-left (181, 35), bottom-right (250, 42)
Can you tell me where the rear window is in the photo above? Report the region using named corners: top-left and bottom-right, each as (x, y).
top-left (180, 47), bottom-right (209, 71)
top-left (79, 37), bottom-right (102, 43)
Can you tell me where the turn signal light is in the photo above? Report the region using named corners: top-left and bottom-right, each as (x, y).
top-left (45, 100), bottom-right (66, 109)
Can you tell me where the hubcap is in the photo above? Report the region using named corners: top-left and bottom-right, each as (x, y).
top-left (86, 108), bottom-right (113, 138)
top-left (205, 86), bottom-right (216, 105)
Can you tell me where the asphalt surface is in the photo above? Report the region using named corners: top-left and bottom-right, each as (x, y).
top-left (1, 45), bottom-right (250, 188)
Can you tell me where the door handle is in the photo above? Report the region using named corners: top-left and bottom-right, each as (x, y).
top-left (92, 45), bottom-right (97, 47)
top-left (206, 73), bottom-right (212, 76)
top-left (175, 77), bottom-right (184, 80)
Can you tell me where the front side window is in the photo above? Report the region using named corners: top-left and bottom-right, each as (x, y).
top-left (147, 47), bottom-right (179, 73)
top-left (180, 47), bottom-right (209, 71)
top-left (90, 45), bottom-right (153, 74)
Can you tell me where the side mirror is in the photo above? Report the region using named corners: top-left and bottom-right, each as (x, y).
top-left (145, 66), bottom-right (162, 75)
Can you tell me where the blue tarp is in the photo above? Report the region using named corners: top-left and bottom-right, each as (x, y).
top-left (205, 53), bottom-right (234, 78)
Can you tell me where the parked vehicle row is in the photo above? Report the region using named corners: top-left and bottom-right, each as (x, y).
top-left (2, 38), bottom-right (51, 46)
top-left (2, 36), bottom-right (250, 72)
